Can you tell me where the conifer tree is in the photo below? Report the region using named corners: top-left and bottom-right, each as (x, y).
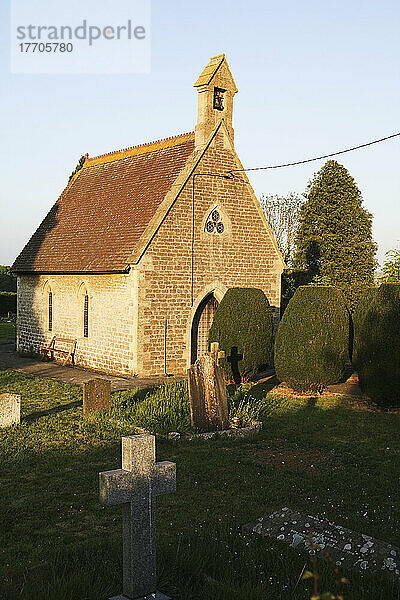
top-left (294, 160), bottom-right (376, 293)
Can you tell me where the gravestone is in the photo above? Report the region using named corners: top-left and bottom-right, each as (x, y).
top-left (187, 341), bottom-right (228, 431)
top-left (0, 393), bottom-right (20, 428)
top-left (83, 378), bottom-right (111, 415)
top-left (99, 434), bottom-right (176, 600)
top-left (244, 507), bottom-right (400, 579)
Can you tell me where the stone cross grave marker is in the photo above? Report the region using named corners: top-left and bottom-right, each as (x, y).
top-left (0, 393), bottom-right (20, 428)
top-left (99, 434), bottom-right (176, 600)
top-left (83, 378), bottom-right (111, 416)
top-left (244, 507), bottom-right (400, 579)
top-left (187, 341), bottom-right (229, 431)
top-left (227, 346), bottom-right (243, 384)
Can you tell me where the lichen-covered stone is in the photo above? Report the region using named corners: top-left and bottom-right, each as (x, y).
top-left (244, 508), bottom-right (400, 578)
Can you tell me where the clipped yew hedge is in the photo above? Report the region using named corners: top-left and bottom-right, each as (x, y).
top-left (350, 286), bottom-right (377, 370)
top-left (274, 286), bottom-right (349, 392)
top-left (0, 292), bottom-right (16, 316)
top-left (208, 288), bottom-right (274, 382)
top-left (357, 284), bottom-right (400, 406)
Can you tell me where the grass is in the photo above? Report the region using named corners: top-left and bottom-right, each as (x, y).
top-left (0, 322), bottom-right (15, 344)
top-left (0, 369), bottom-right (399, 599)
top-left (107, 380), bottom-right (265, 435)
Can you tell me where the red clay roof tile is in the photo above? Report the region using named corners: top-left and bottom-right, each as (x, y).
top-left (13, 133), bottom-right (195, 273)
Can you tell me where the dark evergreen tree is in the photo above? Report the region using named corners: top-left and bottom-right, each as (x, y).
top-left (208, 288), bottom-right (274, 383)
top-left (294, 160), bottom-right (376, 296)
top-left (274, 286), bottom-right (350, 393)
top-left (0, 266), bottom-right (17, 292)
top-left (350, 285), bottom-right (377, 369)
top-left (357, 284), bottom-right (400, 406)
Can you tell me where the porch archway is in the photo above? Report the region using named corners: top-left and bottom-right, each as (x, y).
top-left (190, 292), bottom-right (219, 364)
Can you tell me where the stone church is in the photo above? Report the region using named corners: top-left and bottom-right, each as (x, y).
top-left (13, 55), bottom-right (285, 377)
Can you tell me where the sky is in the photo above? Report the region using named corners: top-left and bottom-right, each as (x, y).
top-left (1, 0), bottom-right (399, 267)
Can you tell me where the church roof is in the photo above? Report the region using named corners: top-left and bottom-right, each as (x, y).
top-left (13, 132), bottom-right (195, 273)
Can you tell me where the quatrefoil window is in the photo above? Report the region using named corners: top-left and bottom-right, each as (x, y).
top-left (205, 208), bottom-right (225, 234)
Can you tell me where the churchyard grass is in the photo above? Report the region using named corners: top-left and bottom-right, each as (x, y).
top-left (0, 370), bottom-right (399, 599)
top-left (0, 322), bottom-right (15, 343)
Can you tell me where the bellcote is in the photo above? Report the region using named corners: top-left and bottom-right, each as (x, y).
top-left (194, 54), bottom-right (238, 150)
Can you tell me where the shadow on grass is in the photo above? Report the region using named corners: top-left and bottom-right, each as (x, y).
top-left (306, 397), bottom-right (317, 408)
top-left (226, 376), bottom-right (280, 401)
top-left (23, 400), bottom-right (82, 423)
top-left (112, 385), bottom-right (159, 407)
top-left (251, 376), bottom-right (280, 396)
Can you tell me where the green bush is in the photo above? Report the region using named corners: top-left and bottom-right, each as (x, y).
top-left (350, 286), bottom-right (377, 369)
top-left (0, 292), bottom-right (16, 316)
top-left (357, 283), bottom-right (400, 406)
top-left (274, 286), bottom-right (349, 392)
top-left (208, 288), bottom-right (274, 382)
top-left (0, 266), bottom-right (17, 292)
top-left (281, 269), bottom-right (312, 315)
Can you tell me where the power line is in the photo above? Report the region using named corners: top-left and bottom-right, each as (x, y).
top-left (228, 131), bottom-right (400, 175)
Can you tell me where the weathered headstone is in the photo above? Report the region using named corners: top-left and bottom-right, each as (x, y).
top-left (0, 393), bottom-right (21, 428)
top-left (244, 507), bottom-right (400, 579)
top-left (99, 434), bottom-right (176, 600)
top-left (83, 378), bottom-right (111, 415)
top-left (188, 342), bottom-right (228, 431)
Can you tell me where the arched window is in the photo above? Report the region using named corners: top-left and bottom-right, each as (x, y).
top-left (48, 291), bottom-right (53, 331)
top-left (83, 294), bottom-right (89, 338)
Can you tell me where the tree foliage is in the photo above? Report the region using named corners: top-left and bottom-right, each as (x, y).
top-left (0, 292), bottom-right (17, 315)
top-left (357, 284), bottom-right (400, 406)
top-left (68, 155), bottom-right (86, 182)
top-left (350, 285), bottom-right (377, 370)
top-left (381, 248), bottom-right (400, 283)
top-left (208, 288), bottom-right (274, 383)
top-left (274, 286), bottom-right (349, 392)
top-left (294, 160), bottom-right (376, 294)
top-left (259, 193), bottom-right (302, 266)
top-left (0, 266), bottom-right (17, 292)
top-left (281, 269), bottom-right (312, 315)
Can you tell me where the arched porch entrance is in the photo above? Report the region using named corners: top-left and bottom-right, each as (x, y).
top-left (190, 293), bottom-right (219, 364)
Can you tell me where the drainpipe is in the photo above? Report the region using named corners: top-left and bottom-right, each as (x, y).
top-left (164, 318), bottom-right (168, 376)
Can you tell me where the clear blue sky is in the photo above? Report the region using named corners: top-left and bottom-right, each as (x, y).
top-left (1, 0), bottom-right (399, 266)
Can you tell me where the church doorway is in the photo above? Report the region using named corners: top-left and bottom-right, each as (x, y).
top-left (191, 293), bottom-right (219, 364)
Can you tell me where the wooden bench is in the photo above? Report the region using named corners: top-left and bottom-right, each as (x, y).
top-left (41, 336), bottom-right (77, 366)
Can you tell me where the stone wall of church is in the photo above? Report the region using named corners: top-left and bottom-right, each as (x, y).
top-left (135, 128), bottom-right (284, 376)
top-left (16, 272), bottom-right (137, 376)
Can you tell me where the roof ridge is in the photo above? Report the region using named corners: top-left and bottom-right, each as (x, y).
top-left (84, 131), bottom-right (195, 167)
